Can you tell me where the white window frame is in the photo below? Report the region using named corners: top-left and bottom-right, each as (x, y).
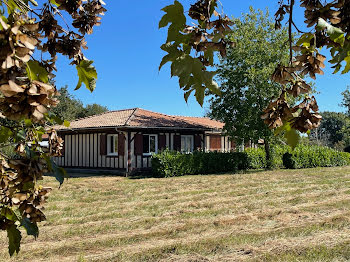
top-left (107, 134), bottom-right (118, 156)
top-left (143, 134), bottom-right (158, 156)
top-left (181, 135), bottom-right (194, 153)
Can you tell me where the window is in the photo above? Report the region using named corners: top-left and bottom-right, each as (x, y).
top-left (107, 134), bottom-right (118, 155)
top-left (181, 135), bottom-right (193, 153)
top-left (143, 134), bottom-right (158, 155)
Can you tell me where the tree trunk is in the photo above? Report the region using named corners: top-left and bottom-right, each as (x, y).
top-left (264, 139), bottom-right (272, 170)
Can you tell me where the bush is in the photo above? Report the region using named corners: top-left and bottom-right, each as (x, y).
top-left (245, 145), bottom-right (288, 169)
top-left (151, 145), bottom-right (350, 177)
top-left (151, 149), bottom-right (249, 177)
top-left (282, 145), bottom-right (350, 169)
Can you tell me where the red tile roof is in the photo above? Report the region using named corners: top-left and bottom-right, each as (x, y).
top-left (54, 108), bottom-right (224, 131)
top-left (180, 116), bottom-right (225, 129)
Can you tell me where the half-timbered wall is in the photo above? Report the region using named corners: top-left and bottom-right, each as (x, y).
top-left (52, 132), bottom-right (128, 170)
top-left (53, 130), bottom-right (238, 172)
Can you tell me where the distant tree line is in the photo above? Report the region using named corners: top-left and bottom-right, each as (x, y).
top-left (309, 87), bottom-right (350, 152)
top-left (52, 86), bottom-right (108, 121)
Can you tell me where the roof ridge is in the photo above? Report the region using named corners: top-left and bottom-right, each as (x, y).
top-left (135, 108), bottom-right (222, 128)
top-left (177, 115), bottom-right (209, 119)
top-left (181, 115), bottom-right (222, 122)
top-left (136, 108), bottom-right (179, 119)
top-left (137, 108), bottom-right (208, 123)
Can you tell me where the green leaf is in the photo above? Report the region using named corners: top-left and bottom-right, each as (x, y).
top-left (0, 207), bottom-right (18, 222)
top-left (317, 18), bottom-right (345, 45)
top-left (5, 0), bottom-right (19, 14)
top-left (159, 46), bottom-right (182, 70)
top-left (45, 157), bottom-right (67, 186)
top-left (184, 90), bottom-right (193, 103)
top-left (274, 122), bottom-right (300, 149)
top-left (194, 83), bottom-right (205, 106)
top-left (7, 224), bottom-right (21, 256)
top-left (51, 115), bottom-right (64, 125)
top-left (207, 80), bottom-right (221, 96)
top-left (285, 128), bottom-right (300, 150)
top-left (63, 120), bottom-right (70, 128)
top-left (296, 33), bottom-right (314, 47)
top-left (342, 56), bottom-right (350, 74)
top-left (170, 55), bottom-right (193, 77)
top-left (22, 181), bottom-right (34, 191)
top-left (21, 217), bottom-right (38, 239)
top-left (75, 60), bottom-right (97, 92)
top-left (0, 126), bottom-right (13, 143)
top-left (26, 61), bottom-right (49, 83)
top-left (159, 0), bottom-right (186, 29)
top-left (24, 119), bottom-right (32, 127)
top-left (49, 0), bottom-right (60, 6)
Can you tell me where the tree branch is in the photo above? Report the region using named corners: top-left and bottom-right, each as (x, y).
top-left (288, 0), bottom-right (295, 65)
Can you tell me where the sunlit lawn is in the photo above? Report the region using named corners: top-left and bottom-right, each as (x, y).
top-left (2, 166), bottom-right (350, 261)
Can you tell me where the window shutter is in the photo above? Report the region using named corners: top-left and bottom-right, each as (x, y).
top-left (100, 134), bottom-right (107, 155)
top-left (173, 135), bottom-right (181, 151)
top-left (134, 134), bottom-right (143, 155)
top-left (194, 135), bottom-right (201, 150)
top-left (210, 135), bottom-right (221, 150)
top-left (118, 133), bottom-right (125, 156)
top-left (216, 136), bottom-right (222, 150)
top-left (158, 134), bottom-right (166, 151)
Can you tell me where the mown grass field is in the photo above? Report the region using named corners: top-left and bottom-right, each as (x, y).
top-left (2, 167), bottom-right (350, 262)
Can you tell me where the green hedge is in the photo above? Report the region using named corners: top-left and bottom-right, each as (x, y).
top-left (282, 145), bottom-right (350, 169)
top-left (245, 145), bottom-right (288, 169)
top-left (151, 145), bottom-right (350, 177)
top-left (151, 150), bottom-right (249, 177)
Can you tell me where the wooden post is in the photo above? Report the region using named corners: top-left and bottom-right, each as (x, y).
top-left (127, 131), bottom-right (131, 174)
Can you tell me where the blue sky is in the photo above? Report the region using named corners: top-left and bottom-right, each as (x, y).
top-left (54, 0), bottom-right (349, 117)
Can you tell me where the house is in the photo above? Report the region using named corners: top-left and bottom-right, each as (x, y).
top-left (53, 108), bottom-right (236, 173)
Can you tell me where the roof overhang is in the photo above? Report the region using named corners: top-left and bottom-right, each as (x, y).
top-left (56, 125), bottom-right (218, 133)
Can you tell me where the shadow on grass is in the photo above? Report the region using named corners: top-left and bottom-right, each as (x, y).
top-left (127, 168), bottom-right (271, 180)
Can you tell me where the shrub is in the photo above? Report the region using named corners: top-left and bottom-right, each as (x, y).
top-left (151, 145), bottom-right (350, 177)
top-left (245, 145), bottom-right (288, 169)
top-left (151, 149), bottom-right (249, 177)
top-left (282, 145), bottom-right (350, 169)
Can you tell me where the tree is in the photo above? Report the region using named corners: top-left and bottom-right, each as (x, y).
top-left (160, 0), bottom-right (350, 145)
top-left (52, 86), bottom-right (108, 121)
top-left (341, 86), bottom-right (350, 116)
top-left (0, 0), bottom-right (105, 256)
top-left (208, 8), bottom-right (290, 169)
top-left (1, 0), bottom-right (350, 256)
top-left (309, 111), bottom-right (348, 147)
top-left (51, 86), bottom-right (84, 121)
top-left (77, 103), bottom-right (108, 119)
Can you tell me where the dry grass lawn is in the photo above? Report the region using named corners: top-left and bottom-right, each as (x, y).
top-left (1, 166), bottom-right (350, 261)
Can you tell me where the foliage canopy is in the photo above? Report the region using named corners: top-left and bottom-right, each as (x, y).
top-left (208, 8), bottom-right (290, 155)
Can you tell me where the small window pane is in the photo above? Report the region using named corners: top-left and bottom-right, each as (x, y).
top-left (188, 136), bottom-right (193, 152)
top-left (150, 135), bottom-right (156, 153)
top-left (114, 136), bottom-right (118, 154)
top-left (110, 136), bottom-right (114, 153)
top-left (181, 136), bottom-right (193, 153)
top-left (181, 137), bottom-right (186, 152)
top-left (143, 135), bottom-right (149, 153)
